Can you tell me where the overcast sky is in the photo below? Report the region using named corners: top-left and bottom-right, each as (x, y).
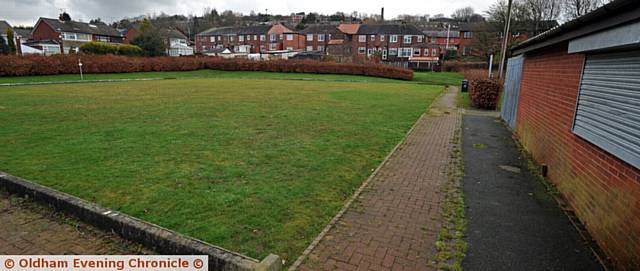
top-left (3, 0), bottom-right (493, 26)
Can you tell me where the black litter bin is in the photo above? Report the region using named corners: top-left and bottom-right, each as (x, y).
top-left (461, 79), bottom-right (469, 92)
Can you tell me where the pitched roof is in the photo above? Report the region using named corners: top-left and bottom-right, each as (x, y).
top-left (357, 24), bottom-right (423, 35)
top-left (0, 20), bottom-right (11, 34)
top-left (39, 18), bottom-right (121, 37)
top-left (300, 24), bottom-right (338, 34)
top-left (161, 28), bottom-right (187, 39)
top-left (423, 30), bottom-right (460, 38)
top-left (337, 24), bottom-right (359, 34)
top-left (13, 29), bottom-right (33, 39)
top-left (198, 24), bottom-right (273, 36)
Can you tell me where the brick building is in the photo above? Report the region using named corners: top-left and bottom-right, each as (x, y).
top-left (32, 13), bottom-right (122, 54)
top-left (300, 24), bottom-right (339, 53)
top-left (502, 0), bottom-right (640, 269)
top-left (195, 23), bottom-right (304, 54)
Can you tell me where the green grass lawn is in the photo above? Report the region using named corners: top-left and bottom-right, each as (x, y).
top-left (0, 69), bottom-right (462, 86)
top-left (0, 77), bottom-right (441, 263)
top-left (458, 92), bottom-right (472, 109)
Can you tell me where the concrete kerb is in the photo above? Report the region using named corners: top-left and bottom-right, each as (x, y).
top-left (0, 172), bottom-right (282, 271)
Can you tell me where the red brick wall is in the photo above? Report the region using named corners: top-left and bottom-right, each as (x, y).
top-left (516, 43), bottom-right (640, 270)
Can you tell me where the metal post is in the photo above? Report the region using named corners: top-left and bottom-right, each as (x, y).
top-left (498, 0), bottom-right (513, 79)
top-left (489, 54), bottom-right (494, 79)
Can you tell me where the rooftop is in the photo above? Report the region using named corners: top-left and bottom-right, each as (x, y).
top-left (39, 17), bottom-right (121, 37)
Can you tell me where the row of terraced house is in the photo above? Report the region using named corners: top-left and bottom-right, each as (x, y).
top-left (196, 23), bottom-right (466, 69)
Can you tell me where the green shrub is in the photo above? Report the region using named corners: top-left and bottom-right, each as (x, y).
top-left (117, 44), bottom-right (144, 56)
top-left (80, 42), bottom-right (143, 57)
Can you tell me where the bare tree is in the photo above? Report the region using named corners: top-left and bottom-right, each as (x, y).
top-left (452, 7), bottom-right (475, 21)
top-left (563, 0), bottom-right (605, 20)
top-left (524, 0), bottom-right (561, 34)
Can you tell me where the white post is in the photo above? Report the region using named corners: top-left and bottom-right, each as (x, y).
top-left (489, 54), bottom-right (494, 79)
top-left (78, 59), bottom-right (83, 80)
top-left (445, 24), bottom-right (451, 50)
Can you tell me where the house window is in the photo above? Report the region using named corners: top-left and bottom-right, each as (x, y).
top-left (218, 36), bottom-right (222, 41)
top-left (230, 35), bottom-right (235, 42)
top-left (389, 48), bottom-right (398, 55)
top-left (390, 35), bottom-right (398, 43)
top-left (432, 48), bottom-right (437, 56)
top-left (382, 49), bottom-right (387, 60)
top-left (317, 45), bottom-right (324, 51)
top-left (239, 35), bottom-right (244, 42)
top-left (306, 46), bottom-right (313, 51)
top-left (380, 35), bottom-right (385, 42)
top-left (398, 48), bottom-right (412, 57)
top-left (318, 34), bottom-right (325, 41)
top-left (210, 36), bottom-right (215, 42)
top-left (307, 34), bottom-right (313, 41)
top-left (403, 35), bottom-right (412, 44)
top-left (463, 32), bottom-right (473, 39)
top-left (359, 35), bottom-right (366, 42)
top-left (413, 48), bottom-right (420, 56)
top-left (254, 35), bottom-right (258, 40)
top-left (417, 36), bottom-right (423, 43)
top-left (358, 47), bottom-right (366, 54)
top-left (286, 34), bottom-right (294, 41)
top-left (260, 35), bottom-right (266, 41)
top-left (269, 43), bottom-right (277, 50)
top-left (367, 48), bottom-right (373, 56)
top-left (279, 34), bottom-right (284, 40)
top-left (370, 35), bottom-right (375, 41)
top-left (270, 34), bottom-right (277, 42)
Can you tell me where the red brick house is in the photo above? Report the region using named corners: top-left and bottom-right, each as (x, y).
top-left (353, 24), bottom-right (440, 67)
top-left (502, 0), bottom-right (640, 269)
top-left (32, 13), bottom-right (123, 54)
top-left (196, 23), bottom-right (303, 54)
top-left (300, 24), bottom-right (340, 53)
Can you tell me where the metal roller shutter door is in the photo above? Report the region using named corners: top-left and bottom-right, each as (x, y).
top-left (573, 50), bottom-right (640, 169)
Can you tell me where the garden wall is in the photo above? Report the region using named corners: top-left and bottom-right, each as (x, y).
top-left (516, 43), bottom-right (640, 270)
top-left (0, 55), bottom-right (413, 81)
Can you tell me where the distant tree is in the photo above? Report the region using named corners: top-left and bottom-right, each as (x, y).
top-left (131, 21), bottom-right (166, 57)
top-left (524, 0), bottom-right (561, 34)
top-left (329, 12), bottom-right (346, 22)
top-left (302, 13), bottom-right (318, 24)
top-left (469, 23), bottom-right (502, 61)
top-left (89, 18), bottom-right (102, 24)
top-left (563, 0), bottom-right (606, 19)
top-left (139, 18), bottom-right (153, 32)
top-left (452, 7), bottom-right (475, 21)
top-left (6, 28), bottom-right (16, 54)
top-left (59, 12), bottom-right (72, 21)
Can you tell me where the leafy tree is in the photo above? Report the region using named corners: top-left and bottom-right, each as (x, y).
top-left (6, 28), bottom-right (16, 54)
top-left (89, 18), bottom-right (103, 24)
top-left (131, 20), bottom-right (166, 57)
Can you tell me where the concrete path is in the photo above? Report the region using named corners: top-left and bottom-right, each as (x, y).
top-left (461, 113), bottom-right (603, 271)
top-left (0, 190), bottom-right (150, 255)
top-left (294, 87), bottom-right (460, 271)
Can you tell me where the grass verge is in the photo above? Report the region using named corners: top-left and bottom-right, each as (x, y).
top-left (0, 70), bottom-right (462, 86)
top-left (0, 77), bottom-right (440, 264)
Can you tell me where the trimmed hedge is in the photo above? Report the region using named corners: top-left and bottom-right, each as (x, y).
top-left (464, 69), bottom-right (502, 110)
top-left (0, 55), bottom-right (413, 80)
top-left (80, 42), bottom-right (144, 56)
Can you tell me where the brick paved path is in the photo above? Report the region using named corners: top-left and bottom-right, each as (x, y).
top-left (294, 87), bottom-right (459, 271)
top-left (0, 190), bottom-right (149, 255)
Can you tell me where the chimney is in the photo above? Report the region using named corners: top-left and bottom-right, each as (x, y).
top-left (381, 7), bottom-right (385, 22)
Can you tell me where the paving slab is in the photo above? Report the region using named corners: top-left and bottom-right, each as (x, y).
top-left (0, 190), bottom-right (150, 255)
top-left (461, 113), bottom-right (603, 271)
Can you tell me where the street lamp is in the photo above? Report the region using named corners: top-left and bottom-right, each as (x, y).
top-left (78, 59), bottom-right (83, 80)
